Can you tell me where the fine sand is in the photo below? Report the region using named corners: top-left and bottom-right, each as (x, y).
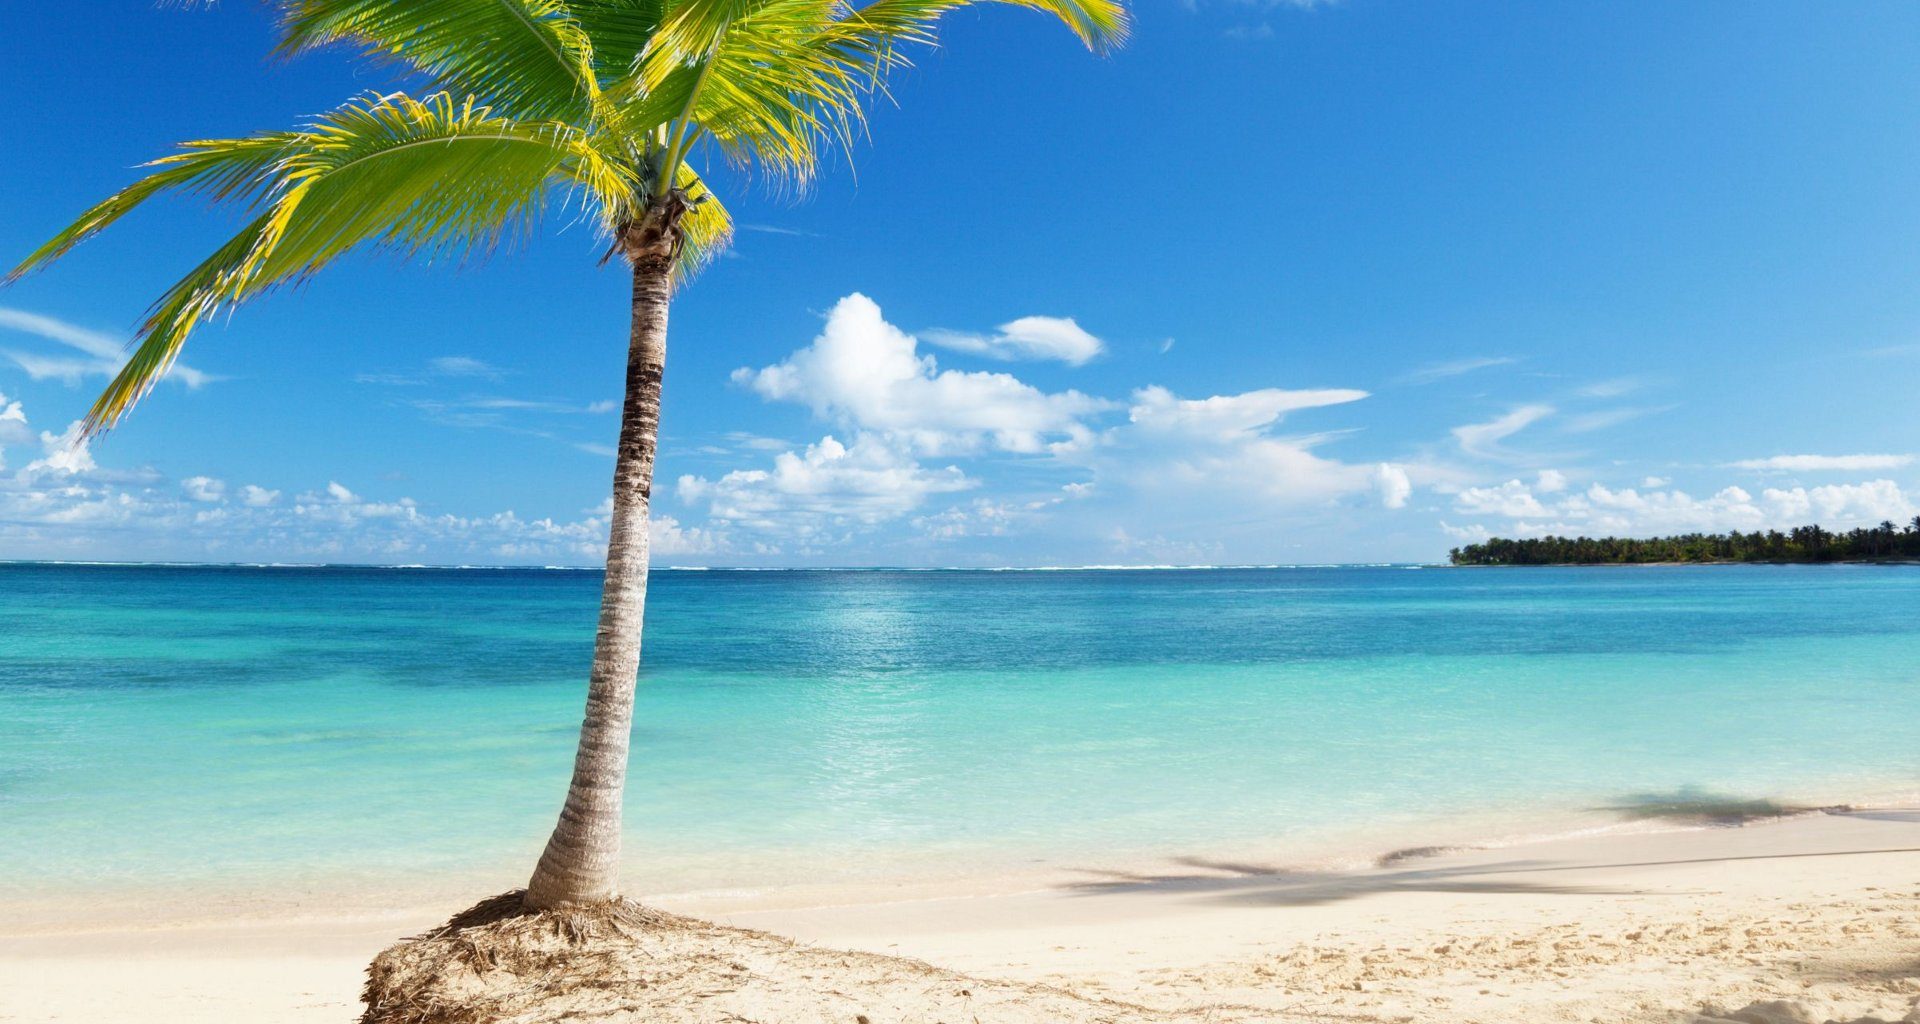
top-left (3, 809), bottom-right (1917, 1023)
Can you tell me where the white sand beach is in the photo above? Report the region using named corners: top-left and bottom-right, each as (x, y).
top-left (5, 808), bottom-right (1916, 1023)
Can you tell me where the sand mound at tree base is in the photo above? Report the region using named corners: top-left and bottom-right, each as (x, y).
top-left (360, 890), bottom-right (1244, 1024)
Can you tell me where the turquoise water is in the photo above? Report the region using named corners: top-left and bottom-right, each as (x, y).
top-left (3, 562), bottom-right (1918, 912)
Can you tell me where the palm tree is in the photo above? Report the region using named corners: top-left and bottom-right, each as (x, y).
top-left (9, 0), bottom-right (1125, 910)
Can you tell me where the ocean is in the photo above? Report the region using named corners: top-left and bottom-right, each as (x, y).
top-left (3, 562), bottom-right (1917, 918)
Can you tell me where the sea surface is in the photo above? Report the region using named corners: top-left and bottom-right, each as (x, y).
top-left (3, 562), bottom-right (1918, 916)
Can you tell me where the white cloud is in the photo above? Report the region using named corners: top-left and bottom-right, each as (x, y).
top-left (1535, 469), bottom-right (1568, 493)
top-left (1439, 521), bottom-right (1492, 542)
top-left (0, 307), bottom-right (213, 388)
top-left (1451, 404), bottom-right (1553, 459)
top-left (239, 484), bottom-right (281, 507)
top-left (923, 315), bottom-right (1105, 365)
top-left (1728, 453), bottom-right (1914, 472)
top-left (1454, 479), bottom-right (1550, 518)
top-left (678, 434), bottom-right (973, 537)
top-left (646, 514), bottom-right (727, 556)
top-left (1757, 480), bottom-right (1913, 524)
top-left (1397, 356), bottom-right (1516, 385)
top-left (181, 476), bottom-right (226, 503)
top-left (914, 498), bottom-right (1023, 540)
top-left (428, 356), bottom-right (505, 379)
top-left (1124, 384), bottom-right (1367, 441)
top-left (1642, 476), bottom-right (1670, 488)
top-left (732, 294), bottom-right (1108, 455)
top-left (0, 393), bottom-right (689, 565)
top-left (1445, 475), bottom-right (1918, 538)
top-left (1374, 464), bottom-right (1412, 509)
top-left (1062, 384), bottom-right (1383, 522)
top-left (1575, 377), bottom-right (1647, 399)
top-left (1562, 404), bottom-right (1674, 433)
top-left (24, 422), bottom-right (96, 477)
top-left (0, 392), bottom-right (28, 458)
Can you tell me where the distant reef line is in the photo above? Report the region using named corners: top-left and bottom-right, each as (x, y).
top-left (1450, 520), bottom-right (1920, 566)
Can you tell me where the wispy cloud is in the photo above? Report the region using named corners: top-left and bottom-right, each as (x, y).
top-left (1451, 404), bottom-right (1553, 459)
top-left (738, 223), bottom-right (821, 238)
top-left (428, 356), bottom-right (506, 380)
top-left (1397, 356), bottom-right (1516, 385)
top-left (358, 355), bottom-right (508, 386)
top-left (1728, 453), bottom-right (1914, 472)
top-left (0, 307), bottom-right (215, 388)
top-left (1561, 404), bottom-right (1675, 433)
top-left (1574, 376), bottom-right (1649, 399)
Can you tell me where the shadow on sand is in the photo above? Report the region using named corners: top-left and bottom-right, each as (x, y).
top-left (1052, 800), bottom-right (1920, 910)
top-left (1053, 854), bottom-right (1647, 907)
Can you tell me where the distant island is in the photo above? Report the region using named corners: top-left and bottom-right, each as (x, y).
top-left (1450, 520), bottom-right (1920, 565)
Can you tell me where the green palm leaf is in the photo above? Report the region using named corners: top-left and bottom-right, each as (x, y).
top-left (278, 0), bottom-right (603, 120)
top-left (79, 92), bottom-right (636, 433)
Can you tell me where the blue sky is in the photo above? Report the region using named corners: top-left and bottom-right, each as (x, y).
top-left (2, 1), bottom-right (1918, 566)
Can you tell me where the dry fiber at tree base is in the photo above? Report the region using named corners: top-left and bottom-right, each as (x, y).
top-left (360, 890), bottom-right (1237, 1024)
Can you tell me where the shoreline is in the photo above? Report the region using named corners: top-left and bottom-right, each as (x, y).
top-left (5, 806), bottom-right (1917, 1022)
top-left (13, 781), bottom-right (1919, 936)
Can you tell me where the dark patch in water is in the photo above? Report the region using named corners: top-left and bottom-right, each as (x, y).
top-left (1375, 844), bottom-right (1477, 867)
top-left (1598, 786), bottom-right (1854, 826)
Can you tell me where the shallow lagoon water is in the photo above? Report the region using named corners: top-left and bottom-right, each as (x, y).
top-left (3, 562), bottom-right (1917, 909)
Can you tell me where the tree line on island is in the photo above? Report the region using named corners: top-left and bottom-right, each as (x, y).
top-left (1450, 519), bottom-right (1920, 565)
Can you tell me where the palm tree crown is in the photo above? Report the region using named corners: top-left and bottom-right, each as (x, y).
top-left (10, 0), bottom-right (1125, 432)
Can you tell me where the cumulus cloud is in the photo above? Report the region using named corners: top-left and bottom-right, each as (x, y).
top-left (1728, 453), bottom-right (1914, 472)
top-left (1374, 464), bottom-right (1412, 509)
top-left (1073, 384), bottom-right (1381, 514)
top-left (1451, 405), bottom-right (1553, 460)
top-left (923, 315), bottom-right (1105, 365)
top-left (0, 390), bottom-right (710, 565)
top-left (645, 514), bottom-right (728, 557)
top-left (1454, 479), bottom-right (1551, 518)
top-left (239, 484), bottom-right (281, 507)
top-left (711, 293), bottom-right (1397, 550)
top-left (678, 434), bottom-right (973, 537)
top-left (181, 476), bottom-right (226, 503)
top-left (0, 307), bottom-right (213, 388)
top-left (24, 422), bottom-right (96, 477)
top-left (732, 294), bottom-right (1108, 455)
top-left (1445, 475), bottom-right (1917, 538)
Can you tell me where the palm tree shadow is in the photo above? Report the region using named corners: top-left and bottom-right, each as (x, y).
top-left (1055, 855), bottom-right (1646, 908)
top-left (1594, 785), bottom-right (1852, 826)
top-left (1053, 797), bottom-right (1920, 910)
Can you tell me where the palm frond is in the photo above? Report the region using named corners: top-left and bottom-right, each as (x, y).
top-left (9, 135), bottom-right (291, 281)
top-left (625, 0), bottom-right (1125, 190)
top-left (86, 214), bottom-right (279, 433)
top-left (277, 0), bottom-right (603, 120)
top-left (856, 0), bottom-right (1129, 54)
top-left (673, 163), bottom-right (733, 278)
top-left (80, 92), bottom-right (637, 433)
top-left (569, 0), bottom-right (669, 81)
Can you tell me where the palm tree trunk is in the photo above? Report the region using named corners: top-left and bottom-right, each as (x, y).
top-left (524, 251), bottom-right (672, 909)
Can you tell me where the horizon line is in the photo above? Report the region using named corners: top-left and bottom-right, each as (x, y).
top-left (0, 558), bottom-right (1443, 573)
